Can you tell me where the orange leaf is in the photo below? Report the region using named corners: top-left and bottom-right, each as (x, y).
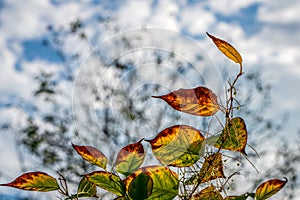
top-left (255, 178), bottom-right (288, 200)
top-left (0, 172), bottom-right (59, 192)
top-left (152, 86), bottom-right (219, 116)
top-left (146, 125), bottom-right (205, 167)
top-left (72, 144), bottom-right (108, 169)
top-left (115, 139), bottom-right (145, 176)
top-left (207, 32), bottom-right (242, 65)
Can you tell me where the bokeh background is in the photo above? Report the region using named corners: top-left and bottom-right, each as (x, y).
top-left (0, 0), bottom-right (299, 199)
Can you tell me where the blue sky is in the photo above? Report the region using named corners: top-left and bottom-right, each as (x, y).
top-left (0, 0), bottom-right (300, 199)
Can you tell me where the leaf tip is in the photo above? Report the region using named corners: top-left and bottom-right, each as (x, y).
top-left (151, 95), bottom-right (160, 99)
top-left (206, 32), bottom-right (212, 37)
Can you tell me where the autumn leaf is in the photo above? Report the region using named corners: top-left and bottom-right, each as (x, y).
top-left (85, 171), bottom-right (125, 197)
top-left (206, 117), bottom-right (247, 155)
top-left (128, 173), bottom-right (153, 200)
top-left (207, 32), bottom-right (242, 65)
top-left (152, 86), bottom-right (219, 116)
top-left (115, 139), bottom-right (145, 176)
top-left (193, 186), bottom-right (223, 200)
top-left (125, 165), bottom-right (178, 200)
top-left (146, 125), bottom-right (205, 167)
top-left (0, 172), bottom-right (59, 192)
top-left (255, 178), bottom-right (288, 200)
top-left (185, 153), bottom-right (225, 184)
top-left (72, 143), bottom-right (108, 169)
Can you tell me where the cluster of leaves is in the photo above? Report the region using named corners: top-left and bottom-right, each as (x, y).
top-left (0, 33), bottom-right (287, 199)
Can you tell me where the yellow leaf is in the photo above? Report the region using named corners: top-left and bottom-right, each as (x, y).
top-left (72, 143), bottom-right (108, 169)
top-left (193, 186), bottom-right (223, 200)
top-left (0, 172), bottom-right (59, 192)
top-left (207, 32), bottom-right (242, 65)
top-left (146, 125), bottom-right (205, 167)
top-left (186, 153), bottom-right (225, 184)
top-left (152, 86), bottom-right (219, 116)
top-left (206, 117), bottom-right (247, 155)
top-left (115, 139), bottom-right (145, 176)
top-left (255, 178), bottom-right (288, 200)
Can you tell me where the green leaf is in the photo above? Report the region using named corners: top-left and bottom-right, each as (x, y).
top-left (193, 186), bottom-right (223, 200)
top-left (0, 172), bottom-right (59, 192)
top-left (72, 143), bottom-right (108, 169)
top-left (85, 171), bottom-right (125, 196)
top-left (255, 178), bottom-right (288, 200)
top-left (113, 197), bottom-right (127, 200)
top-left (65, 177), bottom-right (97, 199)
top-left (206, 117), bottom-right (247, 154)
top-left (185, 153), bottom-right (225, 184)
top-left (146, 125), bottom-right (205, 167)
top-left (128, 173), bottom-right (153, 200)
top-left (115, 139), bottom-right (145, 176)
top-left (125, 166), bottom-right (178, 200)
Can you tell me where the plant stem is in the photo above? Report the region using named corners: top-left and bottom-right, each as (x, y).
top-left (226, 63), bottom-right (243, 121)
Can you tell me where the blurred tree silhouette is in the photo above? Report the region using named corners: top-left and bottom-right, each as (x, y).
top-left (0, 15), bottom-right (299, 199)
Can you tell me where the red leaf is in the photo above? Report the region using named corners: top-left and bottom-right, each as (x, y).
top-left (152, 86), bottom-right (219, 116)
top-left (72, 143), bottom-right (108, 169)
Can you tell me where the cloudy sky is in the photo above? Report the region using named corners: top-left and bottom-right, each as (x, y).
top-left (0, 0), bottom-right (300, 199)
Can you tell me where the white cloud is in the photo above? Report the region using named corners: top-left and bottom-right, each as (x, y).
top-left (207, 0), bottom-right (263, 15)
top-left (0, 1), bottom-right (96, 41)
top-left (258, 0), bottom-right (300, 24)
top-left (179, 5), bottom-right (216, 34)
top-left (115, 0), bottom-right (152, 29)
top-left (146, 0), bottom-right (180, 30)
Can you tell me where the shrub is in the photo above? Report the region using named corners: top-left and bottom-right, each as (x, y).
top-left (0, 33), bottom-right (287, 200)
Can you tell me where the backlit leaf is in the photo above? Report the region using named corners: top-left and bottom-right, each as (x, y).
top-left (85, 171), bottom-right (125, 196)
top-left (193, 186), bottom-right (223, 200)
top-left (72, 143), bottom-right (108, 169)
top-left (206, 117), bottom-right (247, 155)
top-left (152, 86), bottom-right (219, 116)
top-left (115, 139), bottom-right (145, 176)
top-left (125, 165), bottom-right (178, 200)
top-left (128, 173), bottom-right (153, 200)
top-left (207, 32), bottom-right (242, 65)
top-left (0, 172), bottom-right (59, 192)
top-left (185, 153), bottom-right (225, 184)
top-left (255, 178), bottom-right (288, 200)
top-left (146, 125), bottom-right (205, 167)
